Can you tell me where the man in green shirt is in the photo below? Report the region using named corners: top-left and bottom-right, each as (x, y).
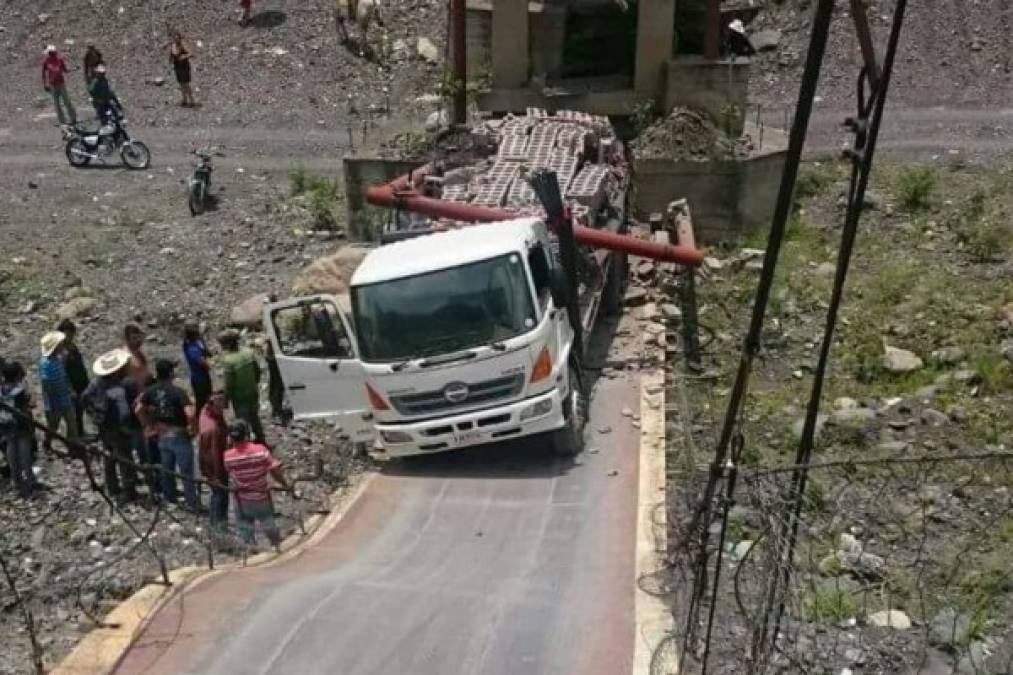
top-left (217, 330), bottom-right (266, 444)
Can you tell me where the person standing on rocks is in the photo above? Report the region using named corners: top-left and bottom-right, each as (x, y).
top-left (124, 324), bottom-right (158, 496)
top-left (37, 330), bottom-right (80, 451)
top-left (168, 33), bottom-right (196, 107)
top-left (83, 41), bottom-right (104, 85)
top-left (84, 349), bottom-right (141, 506)
top-left (198, 389), bottom-right (230, 529)
top-left (223, 419), bottom-right (292, 551)
top-left (182, 322), bottom-right (212, 415)
top-left (137, 359), bottom-right (201, 512)
top-left (42, 45), bottom-right (77, 126)
top-left (1, 361), bottom-right (38, 499)
top-left (239, 0), bottom-right (254, 26)
top-left (218, 330), bottom-right (266, 445)
top-left (57, 319), bottom-right (90, 437)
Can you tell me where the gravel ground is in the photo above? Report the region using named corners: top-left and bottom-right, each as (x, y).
top-left (0, 1), bottom-right (452, 672)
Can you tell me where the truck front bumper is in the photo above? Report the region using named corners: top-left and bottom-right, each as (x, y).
top-left (374, 388), bottom-right (565, 458)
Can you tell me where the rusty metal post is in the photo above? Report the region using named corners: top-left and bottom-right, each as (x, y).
top-left (668, 200), bottom-right (702, 370)
top-left (451, 0), bottom-right (467, 125)
top-left (849, 0), bottom-right (881, 88)
top-left (704, 0), bottom-right (721, 60)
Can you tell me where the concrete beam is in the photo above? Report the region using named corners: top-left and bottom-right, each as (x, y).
top-left (634, 0), bottom-right (675, 105)
top-left (476, 87), bottom-right (641, 116)
top-left (492, 0), bottom-right (529, 88)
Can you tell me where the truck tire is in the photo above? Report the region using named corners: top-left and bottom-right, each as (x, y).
top-left (552, 361), bottom-right (587, 456)
top-left (604, 252), bottom-right (627, 315)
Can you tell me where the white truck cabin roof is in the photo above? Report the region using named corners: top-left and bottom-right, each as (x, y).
top-left (350, 217), bottom-right (545, 286)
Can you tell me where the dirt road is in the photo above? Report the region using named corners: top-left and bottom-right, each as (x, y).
top-left (110, 320), bottom-right (643, 675)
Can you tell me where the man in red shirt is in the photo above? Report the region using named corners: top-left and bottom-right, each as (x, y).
top-left (198, 390), bottom-right (230, 529)
top-left (223, 419), bottom-right (292, 550)
top-left (42, 45), bottom-right (77, 126)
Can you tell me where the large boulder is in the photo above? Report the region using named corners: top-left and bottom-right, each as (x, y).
top-left (229, 293), bottom-right (271, 329)
top-left (291, 246), bottom-right (372, 296)
top-left (883, 345), bottom-right (923, 374)
top-left (56, 296), bottom-right (97, 321)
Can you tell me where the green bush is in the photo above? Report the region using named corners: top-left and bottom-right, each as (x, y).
top-left (802, 586), bottom-right (857, 624)
top-left (896, 165), bottom-right (937, 211)
top-left (289, 166), bottom-right (308, 196)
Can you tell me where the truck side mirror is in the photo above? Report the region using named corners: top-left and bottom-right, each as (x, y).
top-left (549, 267), bottom-right (570, 309)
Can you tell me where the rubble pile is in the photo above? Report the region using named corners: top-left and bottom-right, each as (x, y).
top-left (422, 108), bottom-right (629, 227)
top-left (631, 107), bottom-right (749, 161)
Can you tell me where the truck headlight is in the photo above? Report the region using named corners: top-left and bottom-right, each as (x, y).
top-left (380, 430), bottom-right (412, 444)
top-left (519, 399), bottom-right (553, 421)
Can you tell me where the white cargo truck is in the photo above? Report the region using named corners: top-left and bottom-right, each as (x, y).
top-left (264, 216), bottom-right (590, 457)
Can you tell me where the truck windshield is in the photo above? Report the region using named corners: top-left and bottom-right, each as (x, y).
top-left (352, 253), bottom-right (537, 362)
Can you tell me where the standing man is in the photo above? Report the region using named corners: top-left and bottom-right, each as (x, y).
top-left (239, 0), bottom-right (254, 26)
top-left (137, 360), bottom-right (200, 512)
top-left (223, 420), bottom-right (292, 551)
top-left (83, 41), bottom-right (104, 84)
top-left (42, 45), bottom-right (77, 126)
top-left (37, 331), bottom-right (80, 451)
top-left (168, 33), bottom-right (196, 107)
top-left (57, 319), bottom-right (90, 437)
top-left (264, 340), bottom-right (288, 425)
top-left (1, 361), bottom-right (37, 499)
top-left (198, 390), bottom-right (230, 529)
top-left (182, 322), bottom-right (212, 416)
top-left (124, 324), bottom-right (157, 496)
top-left (218, 330), bottom-right (266, 444)
top-left (84, 349), bottom-right (141, 506)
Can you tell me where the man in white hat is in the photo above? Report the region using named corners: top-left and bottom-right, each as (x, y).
top-left (42, 45), bottom-right (77, 126)
top-left (38, 331), bottom-right (80, 451)
top-left (83, 349), bottom-right (142, 506)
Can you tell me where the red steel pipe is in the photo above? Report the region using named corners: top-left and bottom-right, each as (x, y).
top-left (366, 179), bottom-right (705, 266)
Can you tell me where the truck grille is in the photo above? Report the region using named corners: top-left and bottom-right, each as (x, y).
top-left (390, 373), bottom-right (525, 417)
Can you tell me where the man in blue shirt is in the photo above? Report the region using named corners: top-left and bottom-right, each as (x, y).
top-left (182, 322), bottom-right (213, 416)
top-left (38, 330), bottom-right (80, 451)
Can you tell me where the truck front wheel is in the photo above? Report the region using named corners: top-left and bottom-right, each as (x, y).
top-left (552, 362), bottom-right (587, 456)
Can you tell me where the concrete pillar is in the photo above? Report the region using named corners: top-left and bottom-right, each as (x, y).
top-left (634, 0), bottom-right (675, 104)
top-left (492, 0), bottom-right (528, 88)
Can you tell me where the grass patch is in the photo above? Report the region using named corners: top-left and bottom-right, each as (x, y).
top-left (895, 165), bottom-right (937, 211)
top-left (290, 169), bottom-right (342, 230)
top-left (801, 585), bottom-right (857, 624)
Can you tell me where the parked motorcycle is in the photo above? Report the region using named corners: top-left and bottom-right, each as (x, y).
top-left (64, 109), bottom-right (150, 170)
top-left (188, 145), bottom-right (222, 216)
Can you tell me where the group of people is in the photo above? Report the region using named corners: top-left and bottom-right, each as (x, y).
top-left (0, 321), bottom-right (293, 549)
top-left (42, 0), bottom-right (262, 122)
top-left (42, 43), bottom-right (121, 127)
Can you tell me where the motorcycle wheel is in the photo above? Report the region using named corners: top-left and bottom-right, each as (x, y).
top-left (189, 179), bottom-right (206, 216)
top-left (120, 141), bottom-right (151, 170)
top-left (65, 138), bottom-right (91, 167)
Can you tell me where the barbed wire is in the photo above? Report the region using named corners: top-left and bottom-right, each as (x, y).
top-left (0, 399), bottom-right (356, 673)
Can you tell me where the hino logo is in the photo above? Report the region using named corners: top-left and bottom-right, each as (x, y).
top-left (443, 382), bottom-right (470, 403)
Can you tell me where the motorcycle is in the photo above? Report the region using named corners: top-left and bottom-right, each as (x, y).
top-left (188, 145), bottom-right (222, 216)
top-left (64, 108), bottom-right (151, 170)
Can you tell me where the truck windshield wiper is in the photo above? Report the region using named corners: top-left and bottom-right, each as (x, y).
top-left (390, 356), bottom-right (421, 372)
top-left (420, 350), bottom-right (477, 367)
top-left (488, 341), bottom-right (507, 351)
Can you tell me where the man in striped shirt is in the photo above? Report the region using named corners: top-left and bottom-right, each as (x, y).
top-left (223, 419), bottom-right (292, 550)
top-left (38, 331), bottom-right (80, 451)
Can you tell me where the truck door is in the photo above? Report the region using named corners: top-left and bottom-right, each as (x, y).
top-left (263, 294), bottom-right (374, 443)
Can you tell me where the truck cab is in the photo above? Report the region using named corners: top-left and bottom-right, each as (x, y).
top-left (264, 217), bottom-right (587, 458)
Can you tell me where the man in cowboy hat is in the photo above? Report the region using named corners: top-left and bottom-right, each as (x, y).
top-left (83, 349), bottom-right (142, 506)
top-left (37, 331), bottom-right (80, 451)
top-left (41, 44), bottom-right (77, 126)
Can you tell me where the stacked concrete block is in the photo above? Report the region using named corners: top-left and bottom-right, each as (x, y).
top-left (471, 160), bottom-right (520, 207)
